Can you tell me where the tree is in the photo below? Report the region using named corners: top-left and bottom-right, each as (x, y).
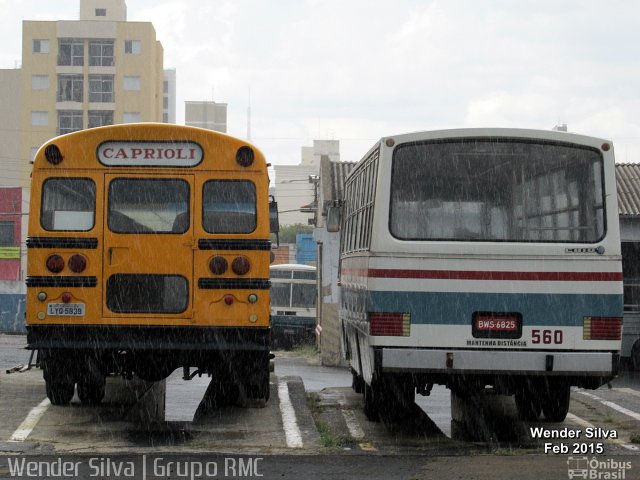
top-left (277, 223), bottom-right (313, 243)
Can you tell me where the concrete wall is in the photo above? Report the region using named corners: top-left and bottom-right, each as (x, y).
top-left (315, 228), bottom-right (345, 366)
top-left (0, 281), bottom-right (26, 333)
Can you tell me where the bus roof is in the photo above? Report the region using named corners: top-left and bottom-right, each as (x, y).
top-left (33, 123), bottom-right (267, 171)
top-left (269, 263), bottom-right (316, 272)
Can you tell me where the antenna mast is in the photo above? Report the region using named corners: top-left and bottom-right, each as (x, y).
top-left (247, 87), bottom-right (252, 142)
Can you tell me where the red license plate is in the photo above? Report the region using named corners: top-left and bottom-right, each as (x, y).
top-left (475, 316), bottom-right (519, 331)
top-left (472, 312), bottom-right (522, 339)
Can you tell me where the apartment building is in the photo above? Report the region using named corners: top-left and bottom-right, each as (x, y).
top-left (185, 100), bottom-right (227, 133)
top-left (19, 0), bottom-right (164, 187)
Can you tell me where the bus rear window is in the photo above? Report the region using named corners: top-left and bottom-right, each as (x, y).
top-left (390, 139), bottom-right (605, 243)
top-left (41, 178), bottom-right (96, 231)
top-left (108, 178), bottom-right (189, 234)
top-left (270, 282), bottom-right (291, 307)
top-left (292, 284), bottom-right (316, 308)
top-left (202, 180), bottom-right (256, 234)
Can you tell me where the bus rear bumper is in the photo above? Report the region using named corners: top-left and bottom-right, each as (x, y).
top-left (26, 324), bottom-right (270, 352)
top-left (381, 348), bottom-right (618, 378)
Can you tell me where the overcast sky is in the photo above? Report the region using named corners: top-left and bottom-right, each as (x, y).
top-left (2, 0), bottom-right (640, 165)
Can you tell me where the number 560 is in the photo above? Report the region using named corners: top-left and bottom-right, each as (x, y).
top-left (532, 329), bottom-right (563, 344)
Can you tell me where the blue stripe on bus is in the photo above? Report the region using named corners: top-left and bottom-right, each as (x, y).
top-left (367, 291), bottom-right (623, 326)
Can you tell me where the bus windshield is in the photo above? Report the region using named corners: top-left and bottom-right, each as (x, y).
top-left (390, 139), bottom-right (605, 243)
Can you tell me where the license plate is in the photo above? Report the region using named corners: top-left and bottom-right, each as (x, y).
top-left (472, 312), bottom-right (522, 339)
top-left (475, 318), bottom-right (518, 331)
top-left (47, 303), bottom-right (85, 316)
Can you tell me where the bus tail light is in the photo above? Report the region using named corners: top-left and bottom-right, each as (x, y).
top-left (232, 256), bottom-right (250, 275)
top-left (209, 256), bottom-right (228, 275)
top-left (583, 317), bottom-right (622, 340)
top-left (68, 254), bottom-right (87, 273)
top-left (369, 312), bottom-right (411, 336)
top-left (46, 254), bottom-right (65, 273)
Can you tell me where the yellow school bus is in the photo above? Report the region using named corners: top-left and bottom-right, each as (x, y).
top-left (26, 123), bottom-right (278, 405)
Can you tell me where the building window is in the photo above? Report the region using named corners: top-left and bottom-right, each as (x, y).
top-left (123, 112), bottom-right (141, 123)
top-left (31, 147), bottom-right (39, 161)
top-left (58, 111), bottom-right (83, 135)
top-left (89, 75), bottom-right (114, 102)
top-left (33, 39), bottom-right (49, 54)
top-left (123, 76), bottom-right (141, 91)
top-left (58, 39), bottom-right (84, 66)
top-left (163, 80), bottom-right (169, 94)
top-left (96, 8), bottom-right (107, 16)
top-left (88, 110), bottom-right (114, 128)
top-left (57, 75), bottom-right (83, 102)
top-left (89, 40), bottom-right (114, 66)
top-left (125, 40), bottom-right (141, 54)
top-left (0, 222), bottom-right (15, 246)
top-left (31, 111), bottom-right (48, 126)
top-left (163, 97), bottom-right (169, 109)
top-left (163, 113), bottom-right (169, 123)
top-left (31, 75), bottom-right (49, 90)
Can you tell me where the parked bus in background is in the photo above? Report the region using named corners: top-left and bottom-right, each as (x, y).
top-left (26, 123), bottom-right (278, 405)
top-left (328, 128), bottom-right (623, 422)
top-left (270, 263), bottom-right (317, 349)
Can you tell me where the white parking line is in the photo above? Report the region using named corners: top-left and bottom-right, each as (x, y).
top-left (8, 398), bottom-right (50, 442)
top-left (341, 408), bottom-right (365, 439)
top-left (575, 390), bottom-right (640, 422)
top-left (566, 412), bottom-right (639, 451)
top-left (277, 379), bottom-right (303, 448)
top-left (613, 387), bottom-right (640, 399)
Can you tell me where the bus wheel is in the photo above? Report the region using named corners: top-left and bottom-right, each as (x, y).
top-left (77, 379), bottom-right (105, 405)
top-left (351, 369), bottom-right (364, 394)
top-left (42, 351), bottom-right (76, 405)
top-left (46, 381), bottom-right (75, 405)
top-left (515, 390), bottom-right (541, 421)
top-left (363, 381), bottom-right (380, 421)
top-left (241, 354), bottom-right (271, 402)
top-left (631, 341), bottom-right (640, 371)
top-left (542, 382), bottom-right (570, 422)
top-left (77, 357), bottom-right (106, 405)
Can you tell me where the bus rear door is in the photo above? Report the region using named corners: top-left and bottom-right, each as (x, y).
top-left (102, 174), bottom-right (194, 321)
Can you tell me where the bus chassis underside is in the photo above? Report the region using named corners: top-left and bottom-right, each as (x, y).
top-left (27, 325), bottom-right (271, 406)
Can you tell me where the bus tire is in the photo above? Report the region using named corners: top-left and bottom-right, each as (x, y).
top-left (46, 381), bottom-right (75, 406)
top-left (240, 354), bottom-right (270, 403)
top-left (77, 380), bottom-right (106, 405)
top-left (363, 381), bottom-right (380, 421)
top-left (351, 369), bottom-right (364, 394)
top-left (77, 356), bottom-right (106, 405)
top-left (515, 390), bottom-right (541, 421)
top-left (42, 350), bottom-right (76, 405)
top-left (631, 341), bottom-right (640, 371)
top-left (542, 383), bottom-right (570, 422)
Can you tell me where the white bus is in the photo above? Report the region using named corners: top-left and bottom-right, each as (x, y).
top-left (270, 264), bottom-right (317, 349)
top-left (329, 128), bottom-right (623, 422)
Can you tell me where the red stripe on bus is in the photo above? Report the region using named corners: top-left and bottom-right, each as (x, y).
top-left (365, 269), bottom-right (623, 281)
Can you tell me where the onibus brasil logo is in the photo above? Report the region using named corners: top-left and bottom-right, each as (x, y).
top-left (567, 457), bottom-right (632, 479)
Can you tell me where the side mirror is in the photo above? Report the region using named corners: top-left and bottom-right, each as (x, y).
top-left (326, 205), bottom-right (341, 233)
top-left (269, 197), bottom-right (280, 247)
